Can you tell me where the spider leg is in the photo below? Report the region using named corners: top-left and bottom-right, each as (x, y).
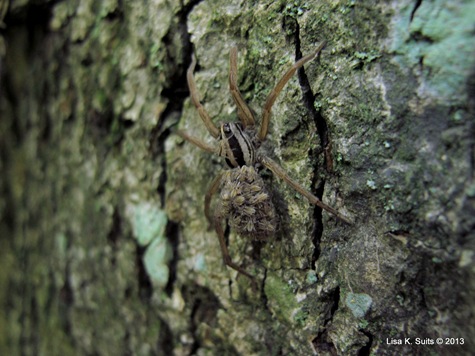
top-left (177, 130), bottom-right (216, 154)
top-left (187, 54), bottom-right (220, 138)
top-left (214, 212), bottom-right (257, 289)
top-left (259, 155), bottom-right (352, 224)
top-left (229, 46), bottom-right (256, 128)
top-left (204, 172), bottom-right (257, 288)
top-left (205, 171), bottom-right (225, 226)
top-left (258, 41), bottom-right (326, 142)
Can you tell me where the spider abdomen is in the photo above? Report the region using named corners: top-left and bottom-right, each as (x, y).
top-left (219, 166), bottom-right (276, 240)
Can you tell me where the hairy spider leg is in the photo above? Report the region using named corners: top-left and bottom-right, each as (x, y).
top-left (180, 145), bottom-right (258, 287)
top-left (176, 130), bottom-right (216, 154)
top-left (258, 41), bottom-right (327, 142)
top-left (177, 129), bottom-right (236, 170)
top-left (229, 46), bottom-right (256, 128)
top-left (260, 156), bottom-right (352, 224)
top-left (204, 171), bottom-right (258, 287)
top-left (204, 171), bottom-right (225, 226)
top-left (214, 211), bottom-right (257, 289)
top-left (187, 54), bottom-right (220, 138)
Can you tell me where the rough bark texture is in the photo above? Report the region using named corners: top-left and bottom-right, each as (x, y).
top-left (1, 0), bottom-right (474, 355)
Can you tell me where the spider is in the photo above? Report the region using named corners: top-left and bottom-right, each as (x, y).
top-left (178, 41), bottom-right (351, 285)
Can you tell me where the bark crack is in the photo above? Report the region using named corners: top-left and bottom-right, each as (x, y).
top-left (312, 286), bottom-right (340, 354)
top-left (410, 0), bottom-right (423, 22)
top-left (148, 0), bottom-right (202, 297)
top-left (291, 20), bottom-right (328, 267)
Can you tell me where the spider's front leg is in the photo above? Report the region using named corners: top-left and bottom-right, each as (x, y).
top-left (187, 54), bottom-right (220, 138)
top-left (258, 41), bottom-right (326, 142)
top-left (176, 130), bottom-right (216, 154)
top-left (260, 155), bottom-right (352, 224)
top-left (229, 46), bottom-right (255, 128)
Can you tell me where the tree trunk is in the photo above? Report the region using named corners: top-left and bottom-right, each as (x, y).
top-left (1, 0), bottom-right (473, 355)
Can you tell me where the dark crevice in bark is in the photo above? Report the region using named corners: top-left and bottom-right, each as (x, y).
top-left (149, 0), bottom-right (201, 206)
top-left (25, 295), bottom-right (39, 354)
top-left (3, 1), bottom-right (56, 34)
top-left (164, 220), bottom-right (180, 297)
top-left (313, 333), bottom-right (337, 356)
top-left (135, 245), bottom-right (153, 300)
top-left (183, 283), bottom-right (223, 355)
top-left (331, 286), bottom-right (340, 312)
top-left (410, 0), bottom-right (423, 22)
top-left (157, 318), bottom-right (174, 355)
top-left (310, 184), bottom-right (325, 264)
top-left (59, 275), bottom-right (75, 349)
top-left (103, 0), bottom-right (124, 22)
top-left (312, 286), bottom-right (340, 354)
top-left (2, 1), bottom-right (55, 145)
top-left (357, 330), bottom-right (374, 356)
top-left (188, 303), bottom-right (201, 355)
top-left (467, 70), bottom-right (475, 181)
top-left (291, 19), bottom-right (328, 267)
top-left (148, 1), bottom-right (201, 298)
top-left (107, 208), bottom-right (122, 247)
top-left (260, 268), bottom-right (269, 307)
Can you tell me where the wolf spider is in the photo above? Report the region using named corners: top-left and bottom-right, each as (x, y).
top-left (178, 42), bottom-right (351, 285)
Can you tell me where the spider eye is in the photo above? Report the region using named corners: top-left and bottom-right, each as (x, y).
top-left (223, 123), bottom-right (231, 133)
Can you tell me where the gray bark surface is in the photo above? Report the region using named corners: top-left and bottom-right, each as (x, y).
top-left (1, 0), bottom-right (474, 355)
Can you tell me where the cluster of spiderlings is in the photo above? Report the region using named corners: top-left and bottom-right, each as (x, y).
top-left (219, 166), bottom-right (276, 240)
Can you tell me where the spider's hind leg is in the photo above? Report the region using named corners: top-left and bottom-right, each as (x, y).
top-left (204, 171), bottom-right (225, 227)
top-left (260, 155), bottom-right (352, 224)
top-left (204, 171), bottom-right (258, 289)
top-left (214, 211), bottom-right (258, 289)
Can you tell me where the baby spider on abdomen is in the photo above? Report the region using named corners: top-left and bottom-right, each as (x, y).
top-left (219, 166), bottom-right (276, 240)
top-left (178, 41), bottom-right (352, 285)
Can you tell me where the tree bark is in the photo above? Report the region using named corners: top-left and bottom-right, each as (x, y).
top-left (1, 0), bottom-right (474, 355)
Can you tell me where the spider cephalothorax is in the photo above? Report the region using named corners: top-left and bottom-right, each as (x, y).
top-left (178, 41), bottom-right (351, 284)
top-left (218, 122), bottom-right (258, 168)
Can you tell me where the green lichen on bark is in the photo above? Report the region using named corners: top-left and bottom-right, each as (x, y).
top-left (1, 0), bottom-right (474, 355)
